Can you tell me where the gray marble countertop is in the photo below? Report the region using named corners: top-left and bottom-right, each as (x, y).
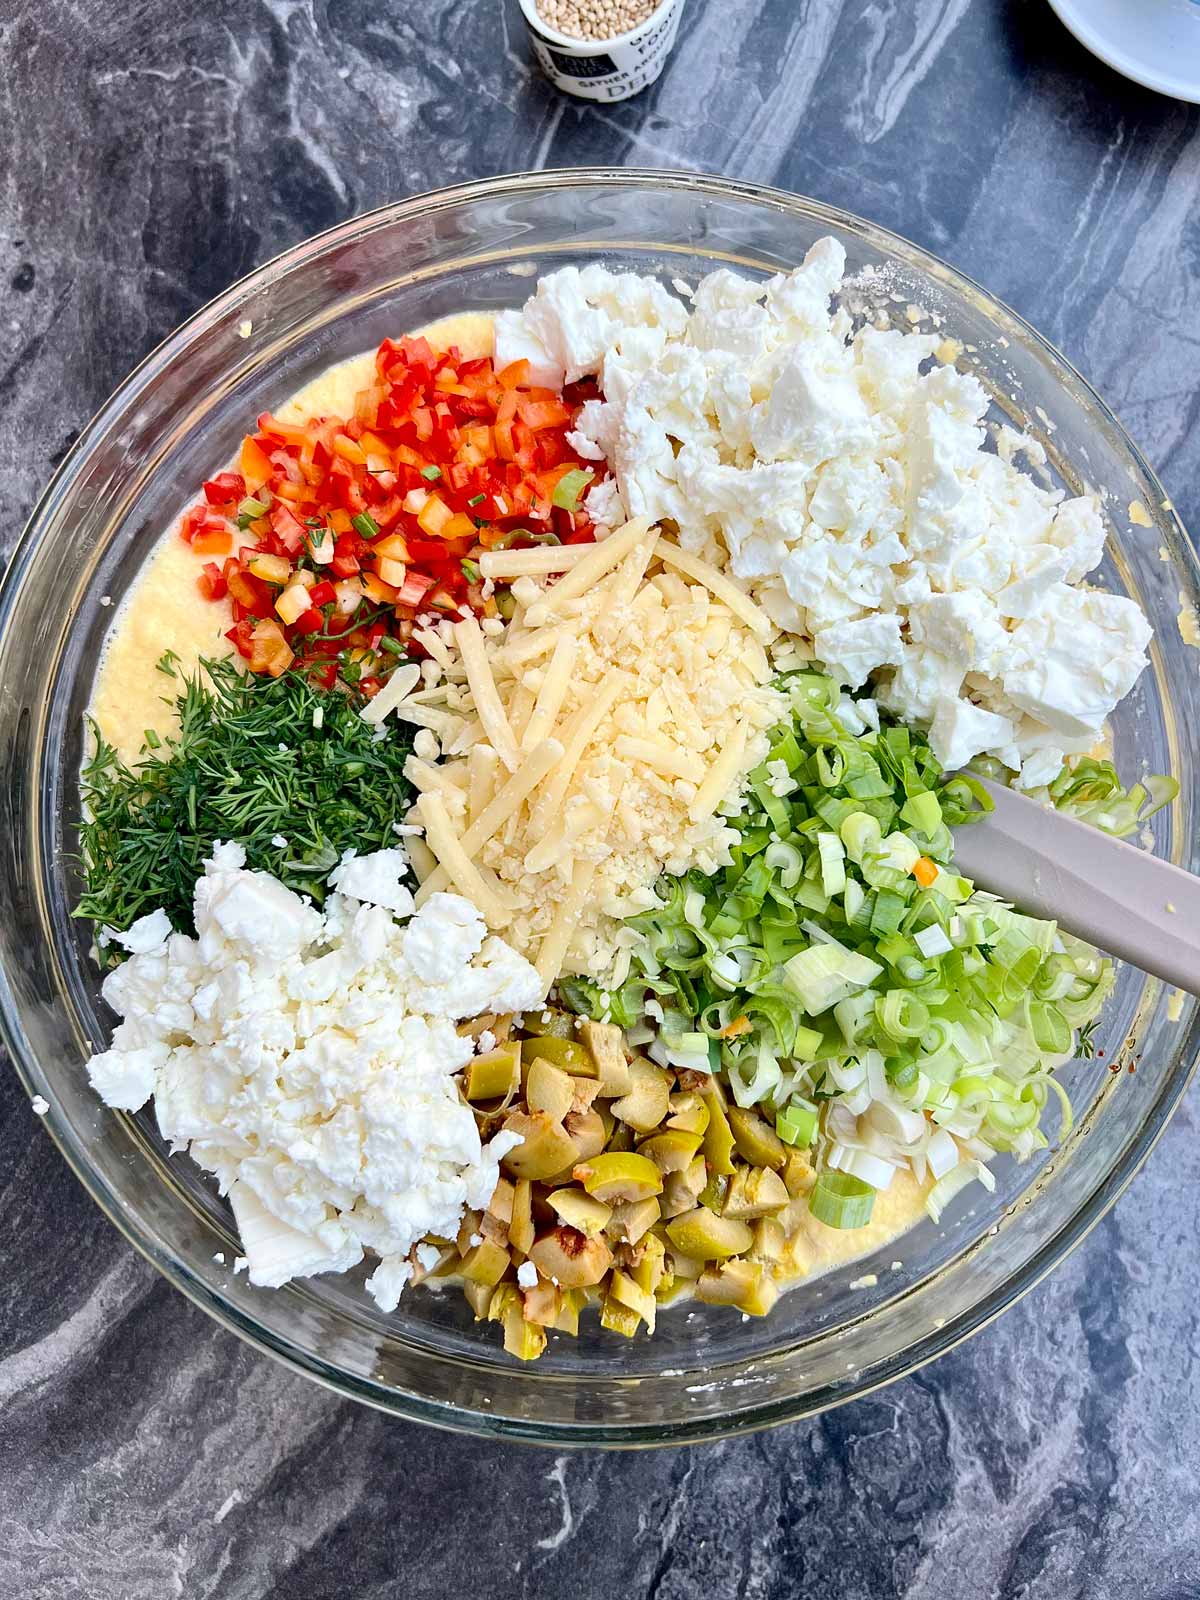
top-left (3, 2), bottom-right (1200, 1595)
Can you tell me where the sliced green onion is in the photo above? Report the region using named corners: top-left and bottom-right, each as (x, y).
top-left (551, 467), bottom-right (593, 511)
top-left (901, 789), bottom-right (942, 836)
top-left (817, 830), bottom-right (846, 897)
top-left (809, 1171), bottom-right (875, 1229)
top-left (777, 1101), bottom-right (819, 1146)
top-left (467, 493), bottom-right (486, 506)
top-left (926, 1158), bottom-right (995, 1223)
top-left (351, 512), bottom-right (380, 539)
top-left (783, 940), bottom-right (883, 1015)
top-left (236, 495), bottom-right (270, 528)
top-left (461, 558), bottom-right (481, 584)
top-left (420, 464), bottom-right (442, 481)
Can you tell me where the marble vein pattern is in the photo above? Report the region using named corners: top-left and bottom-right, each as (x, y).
top-left (1, 1), bottom-right (1199, 1595)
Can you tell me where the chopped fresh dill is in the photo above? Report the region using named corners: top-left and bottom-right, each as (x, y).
top-left (75, 656), bottom-right (415, 945)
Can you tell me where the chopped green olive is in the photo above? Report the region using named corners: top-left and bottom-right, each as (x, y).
top-left (546, 1186), bottom-right (613, 1236)
top-left (563, 1107), bottom-right (607, 1162)
top-left (525, 1056), bottom-right (574, 1122)
top-left (727, 1106), bottom-right (788, 1171)
top-left (721, 1165), bottom-right (790, 1220)
top-left (696, 1257), bottom-right (779, 1316)
top-left (579, 1020), bottom-right (632, 1096)
top-left (665, 1206), bottom-right (754, 1261)
top-left (465, 1041), bottom-right (521, 1101)
top-left (529, 1225), bottom-right (613, 1288)
top-left (509, 1178), bottom-right (535, 1256)
top-left (603, 1195), bottom-right (661, 1246)
top-left (700, 1087), bottom-right (737, 1176)
top-left (459, 1237), bottom-right (511, 1287)
top-left (611, 1058), bottom-right (671, 1132)
top-left (521, 1035), bottom-right (593, 1074)
top-left (575, 1151), bottom-right (663, 1203)
top-left (638, 1128), bottom-right (704, 1173)
top-left (500, 1111), bottom-right (579, 1181)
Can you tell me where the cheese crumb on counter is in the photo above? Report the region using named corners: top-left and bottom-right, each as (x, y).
top-left (399, 519), bottom-right (785, 988)
top-left (498, 245), bottom-right (1151, 788)
top-left (85, 842), bottom-right (541, 1310)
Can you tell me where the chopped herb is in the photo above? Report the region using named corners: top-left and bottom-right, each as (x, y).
top-left (143, 728), bottom-right (161, 750)
top-left (379, 635), bottom-right (408, 657)
top-left (461, 558), bottom-right (481, 584)
top-left (420, 465), bottom-right (443, 481)
top-left (75, 657), bottom-right (415, 944)
top-left (351, 511), bottom-right (380, 540)
top-left (319, 603), bottom-right (393, 643)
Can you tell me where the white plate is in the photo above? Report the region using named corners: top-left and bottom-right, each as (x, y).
top-left (1048, 0), bottom-right (1200, 102)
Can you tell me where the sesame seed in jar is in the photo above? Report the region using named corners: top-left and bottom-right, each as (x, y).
top-left (537, 0), bottom-right (659, 42)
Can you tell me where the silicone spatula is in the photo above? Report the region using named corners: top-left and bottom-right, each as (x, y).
top-left (950, 775), bottom-right (1200, 996)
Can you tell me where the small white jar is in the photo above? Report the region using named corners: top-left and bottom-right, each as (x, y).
top-left (516, 0), bottom-right (687, 102)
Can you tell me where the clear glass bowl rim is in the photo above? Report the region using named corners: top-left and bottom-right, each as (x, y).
top-left (2, 167), bottom-right (1198, 1447)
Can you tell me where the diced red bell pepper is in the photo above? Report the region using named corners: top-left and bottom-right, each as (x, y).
top-left (330, 530), bottom-right (369, 578)
top-left (299, 658), bottom-right (338, 691)
top-left (180, 504), bottom-right (212, 544)
top-left (308, 580), bottom-right (336, 608)
top-left (225, 619), bottom-right (256, 660)
top-left (395, 571), bottom-right (437, 608)
top-left (226, 564), bottom-right (273, 616)
top-left (290, 607), bottom-right (324, 637)
top-left (197, 562), bottom-right (228, 601)
top-left (203, 471), bottom-right (246, 506)
top-left (257, 412), bottom-right (311, 449)
top-left (270, 503), bottom-right (307, 555)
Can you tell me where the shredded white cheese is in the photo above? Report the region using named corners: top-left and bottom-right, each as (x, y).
top-left (407, 519), bottom-right (783, 985)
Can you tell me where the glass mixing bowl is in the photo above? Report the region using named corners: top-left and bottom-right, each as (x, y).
top-left (1, 171), bottom-right (1197, 1447)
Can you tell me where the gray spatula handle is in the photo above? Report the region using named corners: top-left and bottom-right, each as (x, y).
top-left (950, 776), bottom-right (1200, 996)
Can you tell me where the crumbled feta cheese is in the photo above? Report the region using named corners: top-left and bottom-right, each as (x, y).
top-left (86, 847), bottom-right (541, 1308)
top-left (101, 908), bottom-right (173, 956)
top-left (516, 1261), bottom-right (539, 1290)
top-left (30, 1095), bottom-right (49, 1115)
top-left (503, 247), bottom-right (1151, 783)
top-left (329, 847), bottom-right (414, 917)
top-left (415, 1241), bottom-right (443, 1274)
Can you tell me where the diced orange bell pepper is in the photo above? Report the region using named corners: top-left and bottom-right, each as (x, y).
top-left (373, 533), bottom-right (410, 561)
top-left (248, 618), bottom-right (294, 677)
top-left (362, 571), bottom-right (400, 603)
top-left (332, 434), bottom-right (367, 466)
top-left (240, 436), bottom-right (274, 491)
top-left (496, 358), bottom-right (531, 390)
top-left (912, 856), bottom-right (939, 888)
top-left (191, 525), bottom-right (233, 556)
top-left (416, 494), bottom-right (453, 536)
